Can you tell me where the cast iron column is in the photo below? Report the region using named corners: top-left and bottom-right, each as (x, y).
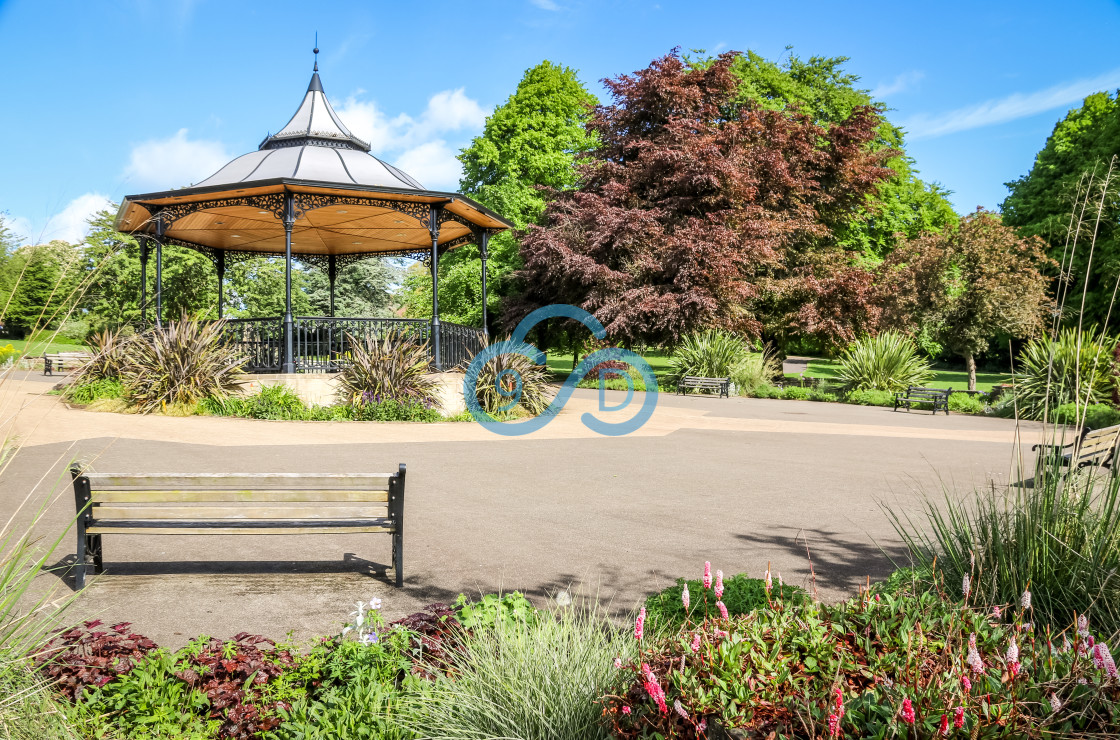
top-left (139, 237), bottom-right (149, 326)
top-left (429, 204), bottom-right (443, 370)
top-left (216, 252), bottom-right (226, 319)
top-left (154, 213), bottom-right (165, 328)
top-left (479, 229), bottom-right (490, 338)
top-left (328, 254), bottom-right (338, 317)
top-left (282, 194), bottom-right (296, 374)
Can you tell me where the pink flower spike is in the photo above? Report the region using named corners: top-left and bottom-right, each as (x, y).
top-left (622, 705), bottom-right (631, 715)
top-left (715, 569), bottom-right (724, 599)
top-left (634, 607), bottom-right (645, 641)
top-left (962, 574), bottom-right (971, 598)
top-left (954, 706), bottom-right (965, 729)
top-left (690, 633), bottom-right (701, 653)
top-left (961, 675), bottom-right (972, 692)
top-left (613, 657), bottom-right (622, 669)
top-left (900, 697), bottom-right (916, 724)
top-left (1006, 638), bottom-right (1019, 664)
top-left (703, 561), bottom-right (712, 589)
top-left (674, 700), bottom-right (688, 720)
top-left (682, 583), bottom-right (690, 611)
top-left (993, 605), bottom-right (1002, 619)
top-left (717, 600), bottom-right (729, 620)
top-left (939, 713), bottom-right (950, 737)
top-left (827, 713), bottom-right (840, 737)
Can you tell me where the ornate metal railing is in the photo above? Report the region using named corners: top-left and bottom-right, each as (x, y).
top-left (438, 320), bottom-right (487, 370)
top-left (220, 317), bottom-right (486, 373)
top-left (223, 317), bottom-right (284, 373)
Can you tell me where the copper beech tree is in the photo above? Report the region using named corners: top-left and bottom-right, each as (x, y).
top-left (878, 209), bottom-right (1054, 390)
top-left (508, 50), bottom-right (893, 347)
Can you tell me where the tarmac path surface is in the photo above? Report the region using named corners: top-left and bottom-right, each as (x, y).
top-left (0, 375), bottom-right (1045, 646)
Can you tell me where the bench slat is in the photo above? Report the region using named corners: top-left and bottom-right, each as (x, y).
top-left (87, 523), bottom-right (394, 535)
top-left (92, 504), bottom-right (388, 520)
top-left (91, 489), bottom-right (390, 503)
top-left (86, 473), bottom-right (394, 490)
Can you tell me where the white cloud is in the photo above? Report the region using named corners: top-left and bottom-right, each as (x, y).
top-left (529, 0), bottom-right (561, 10)
top-left (333, 87), bottom-right (487, 191)
top-left (902, 68), bottom-right (1120, 139)
top-left (395, 141), bottom-right (464, 191)
top-left (870, 70), bottom-right (924, 99)
top-left (122, 128), bottom-right (233, 190)
top-left (35, 193), bottom-right (113, 244)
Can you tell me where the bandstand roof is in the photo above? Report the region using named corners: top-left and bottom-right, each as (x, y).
top-left (115, 68), bottom-right (511, 264)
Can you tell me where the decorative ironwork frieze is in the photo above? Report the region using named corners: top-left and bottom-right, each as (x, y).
top-left (148, 193), bottom-right (288, 226)
top-left (291, 193), bottom-right (437, 225)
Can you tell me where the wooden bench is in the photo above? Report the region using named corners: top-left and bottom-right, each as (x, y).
top-left (893, 386), bottom-right (951, 415)
top-left (1032, 424), bottom-right (1120, 480)
top-left (70, 465), bottom-right (406, 589)
top-left (677, 376), bottom-right (731, 398)
top-left (43, 352), bottom-right (91, 376)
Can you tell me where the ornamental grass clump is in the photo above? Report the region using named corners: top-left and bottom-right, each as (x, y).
top-left (120, 314), bottom-right (246, 414)
top-left (335, 331), bottom-right (440, 409)
top-left (470, 339), bottom-right (554, 416)
top-left (668, 330), bottom-right (749, 384)
top-left (836, 331), bottom-right (933, 392)
top-left (887, 455), bottom-right (1120, 638)
top-left (1011, 327), bottom-right (1116, 421)
top-left (404, 601), bottom-right (634, 740)
top-left (729, 346), bottom-right (781, 395)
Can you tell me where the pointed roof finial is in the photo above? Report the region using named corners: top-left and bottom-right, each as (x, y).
top-left (313, 32), bottom-right (319, 72)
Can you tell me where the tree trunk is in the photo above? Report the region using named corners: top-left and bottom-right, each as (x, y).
top-left (965, 352), bottom-right (977, 392)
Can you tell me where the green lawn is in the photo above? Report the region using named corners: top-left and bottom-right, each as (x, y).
top-left (803, 358), bottom-right (1010, 392)
top-left (546, 349), bottom-right (673, 382)
top-left (0, 336), bottom-right (89, 356)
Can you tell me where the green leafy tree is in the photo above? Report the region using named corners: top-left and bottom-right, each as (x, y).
top-left (0, 240), bottom-right (83, 336)
top-left (879, 210), bottom-right (1054, 389)
top-left (305, 258), bottom-right (399, 317)
top-left (1002, 91), bottom-right (1120, 327)
top-left (225, 258), bottom-right (311, 317)
top-left (403, 60), bottom-right (598, 329)
top-left (82, 207), bottom-right (218, 328)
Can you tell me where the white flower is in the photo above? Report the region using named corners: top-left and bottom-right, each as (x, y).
top-left (555, 590), bottom-right (572, 607)
top-left (369, 597), bottom-right (382, 610)
top-left (962, 574), bottom-right (971, 598)
top-left (1020, 590), bottom-right (1032, 610)
top-left (1077, 614), bottom-right (1090, 637)
top-left (1006, 638), bottom-right (1019, 664)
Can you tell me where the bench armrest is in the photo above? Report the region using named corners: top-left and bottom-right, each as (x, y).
top-left (1032, 441), bottom-right (1075, 452)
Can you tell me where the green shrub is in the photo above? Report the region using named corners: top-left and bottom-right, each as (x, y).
top-left (808, 388), bottom-right (838, 403)
top-left (669, 330), bottom-right (748, 385)
top-left (471, 339), bottom-right (554, 415)
top-left (781, 385), bottom-right (811, 400)
top-left (887, 455), bottom-right (1120, 636)
top-left (1013, 328), bottom-right (1116, 421)
top-left (453, 592), bottom-right (536, 632)
top-left (747, 384), bottom-right (783, 399)
top-left (837, 331), bottom-right (933, 392)
top-left (405, 603), bottom-right (634, 740)
top-left (121, 315), bottom-right (246, 414)
top-left (336, 331), bottom-right (440, 408)
top-left (948, 392), bottom-right (985, 414)
top-left (844, 388), bottom-right (894, 406)
top-left (350, 399), bottom-right (442, 422)
top-left (1052, 402), bottom-right (1120, 429)
top-left (644, 571), bottom-right (805, 632)
top-left (730, 348), bottom-right (781, 394)
top-left (271, 634), bottom-right (423, 740)
top-left (63, 377), bottom-right (124, 405)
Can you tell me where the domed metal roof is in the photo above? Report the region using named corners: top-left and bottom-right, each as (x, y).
top-left (195, 72), bottom-right (425, 191)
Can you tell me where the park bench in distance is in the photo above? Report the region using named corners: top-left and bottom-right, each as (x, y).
top-left (43, 351), bottom-right (92, 376)
top-left (1032, 424), bottom-right (1120, 481)
top-left (70, 466), bottom-right (406, 589)
top-left (677, 375), bottom-right (730, 398)
top-left (893, 386), bottom-right (951, 415)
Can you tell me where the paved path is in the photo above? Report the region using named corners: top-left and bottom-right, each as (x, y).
top-left (0, 375), bottom-right (1045, 647)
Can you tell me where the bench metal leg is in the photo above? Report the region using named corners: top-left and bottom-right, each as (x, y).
top-left (74, 530), bottom-right (87, 590)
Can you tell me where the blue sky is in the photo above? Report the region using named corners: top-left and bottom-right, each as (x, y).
top-left (2, 0), bottom-right (1119, 244)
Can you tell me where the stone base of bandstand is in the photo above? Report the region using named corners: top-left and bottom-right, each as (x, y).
top-left (239, 372), bottom-right (466, 416)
